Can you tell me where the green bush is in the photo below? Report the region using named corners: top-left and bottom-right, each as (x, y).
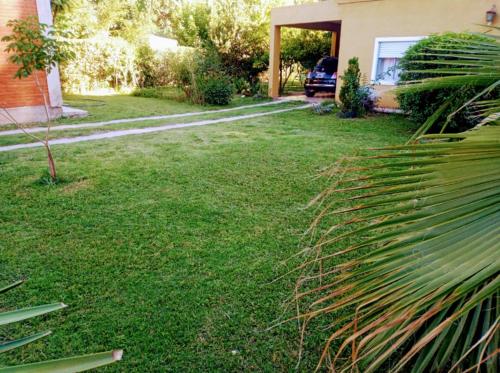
top-left (397, 33), bottom-right (495, 132)
top-left (61, 35), bottom-right (137, 93)
top-left (170, 50), bottom-right (233, 105)
top-left (200, 77), bottom-right (233, 105)
top-left (338, 57), bottom-right (365, 118)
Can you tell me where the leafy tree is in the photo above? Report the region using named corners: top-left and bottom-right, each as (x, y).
top-left (338, 56), bottom-right (364, 117)
top-left (165, 0), bottom-right (274, 85)
top-left (1, 17), bottom-right (73, 182)
top-left (51, 0), bottom-right (73, 18)
top-left (168, 1), bottom-right (211, 47)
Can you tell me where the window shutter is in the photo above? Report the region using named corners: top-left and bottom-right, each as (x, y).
top-left (378, 41), bottom-right (418, 58)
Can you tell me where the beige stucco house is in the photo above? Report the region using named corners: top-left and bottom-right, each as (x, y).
top-left (268, 0), bottom-right (500, 109)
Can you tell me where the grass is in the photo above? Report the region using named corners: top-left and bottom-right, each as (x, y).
top-left (0, 93), bottom-right (271, 131)
top-left (0, 100), bottom-right (304, 147)
top-left (0, 99), bottom-right (415, 371)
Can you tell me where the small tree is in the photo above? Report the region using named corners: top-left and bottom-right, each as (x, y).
top-left (338, 57), bottom-right (364, 118)
top-left (1, 16), bottom-right (72, 182)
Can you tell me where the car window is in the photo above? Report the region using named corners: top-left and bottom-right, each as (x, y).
top-left (316, 58), bottom-right (338, 74)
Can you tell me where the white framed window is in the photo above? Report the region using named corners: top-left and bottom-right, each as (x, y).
top-left (371, 36), bottom-right (425, 85)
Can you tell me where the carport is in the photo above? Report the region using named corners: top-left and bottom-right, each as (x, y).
top-left (268, 1), bottom-right (342, 98)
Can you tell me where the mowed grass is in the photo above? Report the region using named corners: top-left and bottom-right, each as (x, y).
top-left (0, 93), bottom-right (271, 131)
top-left (0, 105), bottom-right (414, 372)
top-left (0, 100), bottom-right (303, 147)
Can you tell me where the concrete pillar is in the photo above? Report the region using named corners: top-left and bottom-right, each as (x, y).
top-left (330, 32), bottom-right (337, 57)
top-left (268, 25), bottom-right (281, 98)
top-left (330, 30), bottom-right (341, 57)
top-left (36, 0), bottom-right (63, 108)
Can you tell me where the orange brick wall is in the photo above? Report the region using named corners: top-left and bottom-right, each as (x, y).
top-left (0, 0), bottom-right (49, 108)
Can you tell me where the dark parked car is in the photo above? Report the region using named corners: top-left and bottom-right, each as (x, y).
top-left (304, 56), bottom-right (338, 97)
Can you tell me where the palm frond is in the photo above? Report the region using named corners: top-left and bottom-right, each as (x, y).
top-left (295, 125), bottom-right (500, 372)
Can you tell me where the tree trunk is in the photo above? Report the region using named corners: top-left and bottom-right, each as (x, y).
top-left (34, 70), bottom-right (58, 182)
top-left (46, 144), bottom-right (57, 181)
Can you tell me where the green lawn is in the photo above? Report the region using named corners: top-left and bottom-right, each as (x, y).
top-left (0, 93), bottom-right (271, 131)
top-left (0, 100), bottom-right (303, 147)
top-left (0, 98), bottom-right (414, 371)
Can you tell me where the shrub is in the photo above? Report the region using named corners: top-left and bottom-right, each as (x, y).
top-left (397, 32), bottom-right (495, 132)
top-left (171, 49), bottom-right (233, 105)
top-left (60, 34), bottom-right (137, 93)
top-left (338, 57), bottom-right (365, 118)
top-left (233, 77), bottom-right (252, 96)
top-left (200, 76), bottom-right (233, 105)
top-left (136, 46), bottom-right (181, 89)
top-left (359, 84), bottom-right (377, 113)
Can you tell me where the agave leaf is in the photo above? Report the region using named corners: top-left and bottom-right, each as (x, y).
top-left (0, 303), bottom-right (67, 326)
top-left (0, 350), bottom-right (123, 373)
top-left (0, 331), bottom-right (51, 354)
top-left (0, 281), bottom-right (24, 295)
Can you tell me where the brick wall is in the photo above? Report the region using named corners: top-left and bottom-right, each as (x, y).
top-left (0, 0), bottom-right (49, 108)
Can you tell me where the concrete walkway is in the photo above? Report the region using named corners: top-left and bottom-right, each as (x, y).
top-left (0, 100), bottom-right (292, 137)
top-left (0, 104), bottom-right (311, 152)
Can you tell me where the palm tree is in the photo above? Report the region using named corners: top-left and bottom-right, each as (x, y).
top-left (294, 31), bottom-right (499, 372)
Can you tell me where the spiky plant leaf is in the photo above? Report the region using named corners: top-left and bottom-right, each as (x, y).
top-left (0, 281), bottom-right (23, 295)
top-left (0, 350), bottom-right (123, 373)
top-left (0, 281), bottom-right (122, 371)
top-left (0, 304), bottom-right (67, 326)
top-left (295, 125), bottom-right (499, 372)
top-left (0, 331), bottom-right (51, 354)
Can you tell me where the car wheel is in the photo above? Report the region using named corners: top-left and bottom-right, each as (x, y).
top-left (305, 90), bottom-right (315, 97)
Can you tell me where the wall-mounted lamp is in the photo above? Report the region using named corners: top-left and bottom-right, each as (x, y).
top-left (486, 5), bottom-right (497, 25)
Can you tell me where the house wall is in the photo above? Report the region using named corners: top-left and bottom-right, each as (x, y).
top-left (0, 0), bottom-right (62, 124)
top-left (270, 0), bottom-right (500, 108)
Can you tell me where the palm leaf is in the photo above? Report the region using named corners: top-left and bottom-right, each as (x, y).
top-left (294, 125), bottom-right (499, 372)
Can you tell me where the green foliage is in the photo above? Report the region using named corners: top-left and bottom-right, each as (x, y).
top-left (165, 0), bottom-right (272, 86)
top-left (60, 35), bottom-right (137, 93)
top-left (397, 33), bottom-right (497, 132)
top-left (51, 0), bottom-right (73, 18)
top-left (135, 45), bottom-right (179, 89)
top-left (338, 57), bottom-right (365, 117)
top-left (200, 77), bottom-right (233, 105)
top-left (170, 50), bottom-right (233, 105)
top-left (0, 280), bottom-right (122, 371)
top-left (281, 29), bottom-right (332, 70)
top-left (52, 0), bottom-right (304, 93)
top-left (168, 1), bottom-right (211, 48)
top-left (1, 17), bottom-right (72, 79)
